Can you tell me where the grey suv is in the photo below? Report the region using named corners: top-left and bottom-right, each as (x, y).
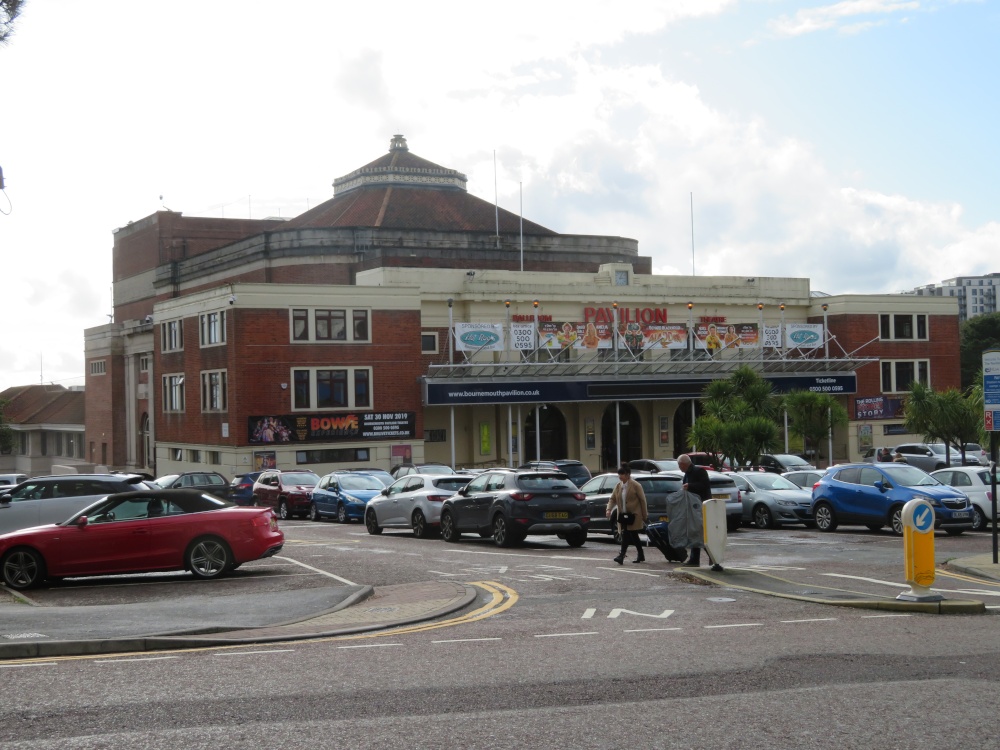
top-left (439, 470), bottom-right (589, 547)
top-left (891, 443), bottom-right (976, 472)
top-left (0, 473), bottom-right (152, 535)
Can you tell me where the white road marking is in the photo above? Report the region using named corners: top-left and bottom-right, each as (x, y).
top-left (860, 614), bottom-right (912, 618)
top-left (595, 566), bottom-right (660, 577)
top-left (336, 643), bottom-right (403, 649)
top-left (581, 608), bottom-right (597, 619)
top-left (94, 656), bottom-right (180, 663)
top-left (0, 662), bottom-right (57, 669)
top-left (213, 650), bottom-right (295, 656)
top-left (534, 631), bottom-right (599, 638)
top-left (607, 608), bottom-right (674, 620)
top-left (823, 573), bottom-right (1000, 597)
top-left (443, 550), bottom-right (594, 560)
top-left (704, 623), bottom-right (761, 629)
top-left (624, 627), bottom-right (682, 633)
top-left (274, 556), bottom-right (357, 586)
top-left (432, 638), bottom-right (502, 644)
top-left (780, 618), bottom-right (838, 623)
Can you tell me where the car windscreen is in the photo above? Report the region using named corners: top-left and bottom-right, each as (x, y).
top-left (419, 465), bottom-right (455, 475)
top-left (283, 473), bottom-right (319, 486)
top-left (745, 473), bottom-right (799, 490)
top-left (154, 475), bottom-right (179, 487)
top-left (434, 477), bottom-right (472, 492)
top-left (559, 464), bottom-right (591, 481)
top-left (637, 477), bottom-right (682, 494)
top-left (340, 475), bottom-right (384, 491)
top-left (651, 461), bottom-right (679, 471)
top-left (775, 455), bottom-right (810, 468)
top-left (880, 466), bottom-right (940, 487)
top-left (517, 474), bottom-right (575, 490)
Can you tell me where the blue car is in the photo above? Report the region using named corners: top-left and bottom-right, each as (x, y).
top-left (229, 471), bottom-right (264, 506)
top-left (811, 462), bottom-right (974, 535)
top-left (310, 471), bottom-right (386, 523)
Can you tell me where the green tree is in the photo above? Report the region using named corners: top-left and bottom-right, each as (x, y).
top-left (0, 399), bottom-right (14, 454)
top-left (960, 312), bottom-right (1000, 390)
top-left (903, 382), bottom-right (981, 465)
top-left (688, 366), bottom-right (781, 469)
top-left (1, 1), bottom-right (25, 46)
top-left (783, 390), bottom-right (849, 468)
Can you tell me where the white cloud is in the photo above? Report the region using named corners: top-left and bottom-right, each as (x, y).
top-left (769, 0), bottom-right (919, 36)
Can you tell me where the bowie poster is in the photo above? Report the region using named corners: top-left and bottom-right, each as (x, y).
top-left (248, 412), bottom-right (416, 444)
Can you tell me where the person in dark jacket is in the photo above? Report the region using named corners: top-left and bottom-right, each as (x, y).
top-left (678, 454), bottom-right (711, 567)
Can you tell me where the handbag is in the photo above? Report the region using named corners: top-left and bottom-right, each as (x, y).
top-left (618, 512), bottom-right (636, 526)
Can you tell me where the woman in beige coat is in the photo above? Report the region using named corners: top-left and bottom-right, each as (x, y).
top-left (606, 464), bottom-right (649, 564)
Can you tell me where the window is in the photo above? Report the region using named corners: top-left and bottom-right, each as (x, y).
top-left (40, 432), bottom-right (47, 456)
top-left (881, 359), bottom-right (930, 392)
top-left (879, 314), bottom-right (927, 341)
top-left (172, 448), bottom-right (182, 461)
top-left (292, 367), bottom-right (372, 410)
top-left (89, 360), bottom-right (107, 376)
top-left (162, 373), bottom-right (186, 412)
top-left (200, 370), bottom-right (228, 412)
top-left (53, 433), bottom-right (62, 456)
top-left (421, 332), bottom-right (439, 354)
top-left (296, 447), bottom-right (371, 465)
top-left (199, 311), bottom-right (227, 346)
top-left (189, 449), bottom-right (201, 463)
top-left (161, 320), bottom-right (184, 352)
top-left (289, 308), bottom-right (370, 343)
top-left (139, 355), bottom-right (149, 372)
top-left (207, 451), bottom-right (221, 465)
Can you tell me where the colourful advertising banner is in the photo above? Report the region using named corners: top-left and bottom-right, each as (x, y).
top-left (693, 323), bottom-right (759, 352)
top-left (248, 412), bottom-right (416, 444)
top-left (617, 322), bottom-right (689, 351)
top-left (855, 396), bottom-right (904, 420)
top-left (785, 323), bottom-right (824, 349)
top-left (537, 321), bottom-right (615, 350)
top-left (454, 323), bottom-right (505, 352)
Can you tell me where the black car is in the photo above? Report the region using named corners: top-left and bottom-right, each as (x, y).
top-left (580, 472), bottom-right (683, 540)
top-left (154, 471), bottom-right (232, 500)
top-left (439, 470), bottom-right (589, 547)
top-left (516, 460), bottom-right (592, 488)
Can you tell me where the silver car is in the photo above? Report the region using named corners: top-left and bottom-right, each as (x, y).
top-left (930, 467), bottom-right (996, 532)
top-left (891, 443), bottom-right (976, 472)
top-left (732, 471), bottom-right (814, 529)
top-left (366, 473), bottom-right (473, 538)
top-left (0, 474), bottom-right (152, 535)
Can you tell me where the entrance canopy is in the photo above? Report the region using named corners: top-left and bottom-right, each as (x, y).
top-left (422, 355), bottom-right (876, 406)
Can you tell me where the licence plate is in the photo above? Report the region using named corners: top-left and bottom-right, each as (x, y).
top-left (952, 511), bottom-right (970, 519)
top-left (712, 494), bottom-right (729, 500)
top-left (544, 511), bottom-right (569, 519)
top-left (659, 516), bottom-right (670, 522)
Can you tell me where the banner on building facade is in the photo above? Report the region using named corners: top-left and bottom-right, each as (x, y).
top-left (454, 323), bottom-right (505, 352)
top-left (785, 323), bottom-right (824, 349)
top-left (536, 321), bottom-right (615, 350)
top-left (855, 396), bottom-right (904, 420)
top-left (692, 323), bottom-right (759, 352)
top-left (762, 325), bottom-right (782, 348)
top-left (617, 322), bottom-right (689, 351)
top-left (248, 412), bottom-right (416, 444)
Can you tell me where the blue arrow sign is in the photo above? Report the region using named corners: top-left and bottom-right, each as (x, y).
top-left (913, 504), bottom-right (934, 533)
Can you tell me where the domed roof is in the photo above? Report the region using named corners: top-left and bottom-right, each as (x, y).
top-left (283, 135), bottom-right (556, 235)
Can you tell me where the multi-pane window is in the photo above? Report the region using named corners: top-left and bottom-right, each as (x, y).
top-left (139, 355), bottom-right (149, 372)
top-left (199, 311), bottom-right (227, 346)
top-left (161, 320), bottom-right (184, 352)
top-left (881, 360), bottom-right (930, 393)
top-left (201, 370), bottom-right (228, 412)
top-left (291, 367), bottom-right (373, 410)
top-left (289, 308), bottom-right (370, 343)
top-left (162, 374), bottom-right (186, 412)
top-left (879, 314), bottom-right (927, 341)
top-left (89, 360), bottom-right (106, 375)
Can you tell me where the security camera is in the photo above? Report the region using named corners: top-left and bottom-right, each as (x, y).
top-left (143, 314), bottom-right (153, 324)
top-left (466, 270), bottom-right (476, 278)
top-left (228, 294), bottom-right (236, 305)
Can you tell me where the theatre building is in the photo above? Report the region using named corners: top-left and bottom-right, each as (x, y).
top-left (82, 135), bottom-right (961, 479)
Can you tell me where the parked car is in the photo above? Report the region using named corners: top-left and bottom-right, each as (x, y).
top-left (961, 443), bottom-right (989, 466)
top-left (154, 471), bottom-right (232, 500)
top-left (930, 466), bottom-right (996, 532)
top-left (390, 463), bottom-right (455, 480)
top-left (311, 471), bottom-right (387, 523)
top-left (628, 458), bottom-right (680, 474)
top-left (229, 471), bottom-right (264, 506)
top-left (366, 473), bottom-right (474, 538)
top-left (811, 462), bottom-right (974, 535)
top-left (861, 447), bottom-right (896, 464)
top-left (0, 474), bottom-right (28, 489)
top-left (756, 454), bottom-right (816, 474)
top-left (439, 469), bottom-right (589, 547)
top-left (0, 473), bottom-right (152, 536)
top-left (781, 470), bottom-right (825, 490)
top-left (344, 468), bottom-right (395, 487)
top-left (251, 470), bottom-right (321, 519)
top-left (731, 472), bottom-right (814, 529)
top-left (0, 489), bottom-right (284, 590)
top-left (889, 443), bottom-right (976, 472)
top-left (517, 460), bottom-right (592, 487)
top-left (580, 472), bottom-right (683, 541)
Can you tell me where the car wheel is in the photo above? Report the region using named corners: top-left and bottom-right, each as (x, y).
top-left (337, 503), bottom-right (348, 524)
top-left (493, 514), bottom-right (520, 547)
top-left (411, 509), bottom-right (429, 539)
top-left (752, 504), bottom-right (774, 529)
top-left (971, 506), bottom-right (986, 532)
top-left (308, 502), bottom-right (321, 522)
top-left (365, 508), bottom-right (383, 535)
top-left (945, 528), bottom-right (964, 536)
top-left (866, 523), bottom-right (884, 532)
top-left (440, 511), bottom-right (461, 543)
top-left (813, 501), bottom-right (838, 532)
top-left (565, 529), bottom-right (587, 548)
top-left (187, 537), bottom-right (231, 580)
top-left (278, 500), bottom-right (290, 520)
top-left (1, 548), bottom-right (46, 590)
top-left (889, 506), bottom-right (905, 536)
top-left (250, 494), bottom-right (260, 507)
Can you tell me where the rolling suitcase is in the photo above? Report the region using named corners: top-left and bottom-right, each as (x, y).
top-left (644, 521), bottom-right (687, 562)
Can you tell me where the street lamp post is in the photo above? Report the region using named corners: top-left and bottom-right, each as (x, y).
top-left (448, 297), bottom-right (455, 469)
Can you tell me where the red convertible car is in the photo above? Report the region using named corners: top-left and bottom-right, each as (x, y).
top-left (0, 489), bottom-right (284, 590)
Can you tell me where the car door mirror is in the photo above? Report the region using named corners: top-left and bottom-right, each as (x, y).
top-left (381, 488), bottom-right (389, 496)
top-left (874, 480), bottom-right (888, 492)
top-left (0, 494), bottom-right (10, 504)
top-left (76, 516), bottom-right (89, 527)
top-left (459, 488), bottom-right (469, 496)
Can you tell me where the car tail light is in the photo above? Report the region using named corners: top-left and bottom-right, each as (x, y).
top-left (426, 494), bottom-right (449, 502)
top-left (510, 492), bottom-right (535, 501)
top-left (235, 482), bottom-right (251, 491)
top-left (989, 491), bottom-right (993, 502)
top-left (812, 482), bottom-right (821, 491)
top-left (251, 513), bottom-right (274, 527)
top-left (574, 493), bottom-right (586, 501)
top-left (737, 490), bottom-right (742, 502)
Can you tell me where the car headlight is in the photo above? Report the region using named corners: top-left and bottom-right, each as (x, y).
top-left (344, 494), bottom-right (361, 505)
top-left (913, 494), bottom-right (935, 506)
top-left (777, 499), bottom-right (799, 507)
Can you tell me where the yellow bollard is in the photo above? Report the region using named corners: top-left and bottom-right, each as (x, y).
top-left (897, 498), bottom-right (943, 602)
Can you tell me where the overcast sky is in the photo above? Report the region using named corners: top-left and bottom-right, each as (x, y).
top-left (2, 0), bottom-right (997, 393)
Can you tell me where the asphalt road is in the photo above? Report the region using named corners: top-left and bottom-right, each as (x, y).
top-left (2, 520), bottom-right (999, 748)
